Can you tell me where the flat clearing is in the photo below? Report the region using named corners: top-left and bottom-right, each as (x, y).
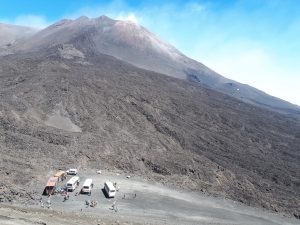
top-left (1, 170), bottom-right (298, 225)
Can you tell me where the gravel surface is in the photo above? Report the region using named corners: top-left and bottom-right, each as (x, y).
top-left (0, 39), bottom-right (299, 219)
top-left (2, 170), bottom-right (298, 225)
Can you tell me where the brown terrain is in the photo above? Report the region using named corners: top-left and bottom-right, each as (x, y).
top-left (0, 16), bottom-right (299, 221)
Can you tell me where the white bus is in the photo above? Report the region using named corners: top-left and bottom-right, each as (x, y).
top-left (104, 181), bottom-right (116, 198)
top-left (81, 178), bottom-right (93, 194)
top-left (66, 176), bottom-right (80, 191)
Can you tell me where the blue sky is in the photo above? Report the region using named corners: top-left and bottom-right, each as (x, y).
top-left (1, 0), bottom-right (300, 105)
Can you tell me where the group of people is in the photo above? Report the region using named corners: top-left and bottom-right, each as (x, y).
top-left (40, 196), bottom-right (52, 209)
top-left (85, 199), bottom-right (98, 207)
top-left (122, 193), bottom-right (137, 199)
top-left (90, 200), bottom-right (98, 207)
top-left (59, 188), bottom-right (70, 201)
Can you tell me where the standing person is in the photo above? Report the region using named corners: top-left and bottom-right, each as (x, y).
top-left (112, 200), bottom-right (117, 211)
top-left (46, 196), bottom-right (51, 208)
top-left (64, 192), bottom-right (69, 201)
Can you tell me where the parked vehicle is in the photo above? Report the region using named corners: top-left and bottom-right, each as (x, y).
top-left (66, 176), bottom-right (80, 191)
top-left (54, 171), bottom-right (67, 182)
top-left (81, 179), bottom-right (93, 194)
top-left (43, 176), bottom-right (58, 195)
top-left (103, 181), bottom-right (116, 198)
top-left (67, 168), bottom-right (78, 175)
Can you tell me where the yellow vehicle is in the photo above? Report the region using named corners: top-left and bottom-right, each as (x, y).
top-left (54, 171), bottom-right (67, 182)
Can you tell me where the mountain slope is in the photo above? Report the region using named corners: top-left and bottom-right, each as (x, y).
top-left (6, 16), bottom-right (300, 114)
top-left (0, 23), bottom-right (37, 55)
top-left (0, 47), bottom-right (299, 217)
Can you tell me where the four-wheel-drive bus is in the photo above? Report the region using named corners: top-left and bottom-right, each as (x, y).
top-left (66, 176), bottom-right (80, 191)
top-left (81, 178), bottom-right (93, 194)
top-left (54, 171), bottom-right (67, 182)
top-left (103, 181), bottom-right (116, 198)
top-left (43, 176), bottom-right (58, 195)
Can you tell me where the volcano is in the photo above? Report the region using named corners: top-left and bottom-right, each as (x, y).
top-left (3, 16), bottom-right (299, 114)
top-left (0, 16), bottom-right (299, 218)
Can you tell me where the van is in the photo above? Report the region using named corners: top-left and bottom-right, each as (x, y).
top-left (103, 181), bottom-right (116, 198)
top-left (81, 179), bottom-right (93, 194)
top-left (67, 168), bottom-right (78, 175)
top-left (66, 176), bottom-right (80, 191)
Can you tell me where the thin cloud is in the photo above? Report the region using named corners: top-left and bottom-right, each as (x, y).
top-left (13, 14), bottom-right (50, 28)
top-left (185, 2), bottom-right (206, 13)
top-left (64, 0), bottom-right (129, 19)
top-left (116, 12), bottom-right (140, 23)
top-left (200, 45), bottom-right (300, 106)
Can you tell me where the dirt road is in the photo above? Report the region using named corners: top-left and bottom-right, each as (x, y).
top-left (1, 169), bottom-right (299, 225)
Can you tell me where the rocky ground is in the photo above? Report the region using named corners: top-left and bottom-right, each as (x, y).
top-left (0, 47), bottom-right (299, 220)
top-left (1, 170), bottom-right (299, 225)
